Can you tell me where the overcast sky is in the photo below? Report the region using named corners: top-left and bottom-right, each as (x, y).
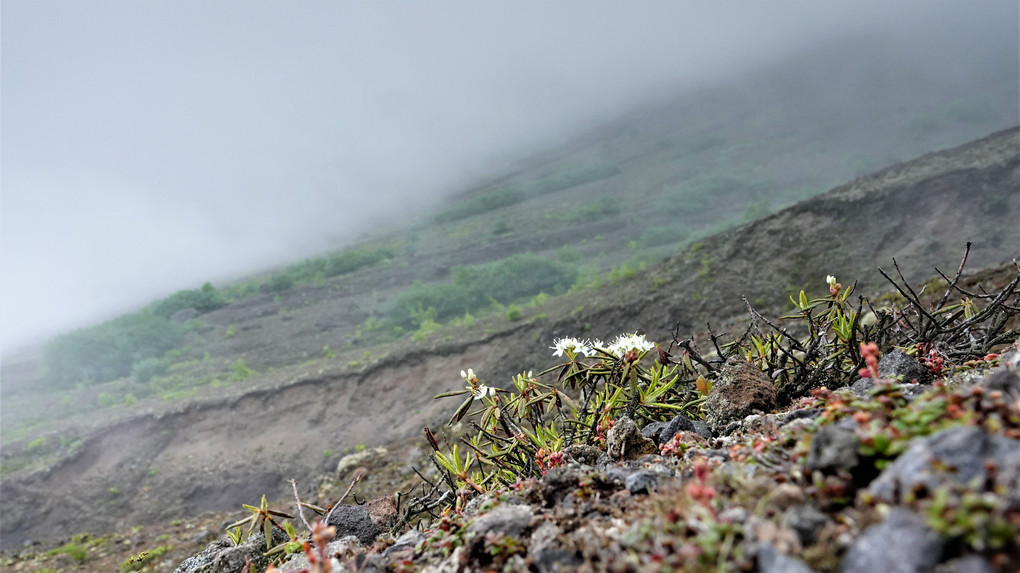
top-left (1, 1), bottom-right (1017, 353)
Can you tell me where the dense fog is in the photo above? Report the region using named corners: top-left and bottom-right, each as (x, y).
top-left (2, 1), bottom-right (1017, 351)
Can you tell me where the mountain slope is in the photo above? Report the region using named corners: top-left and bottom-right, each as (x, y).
top-left (1, 127), bottom-right (1016, 550)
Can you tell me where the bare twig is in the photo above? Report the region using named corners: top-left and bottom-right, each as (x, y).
top-left (290, 479), bottom-right (313, 532)
top-left (324, 473), bottom-right (364, 524)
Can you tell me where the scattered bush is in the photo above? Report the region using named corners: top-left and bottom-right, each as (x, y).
top-left (434, 187), bottom-right (526, 223)
top-left (26, 436), bottom-right (48, 452)
top-left (323, 247), bottom-right (394, 278)
top-left (263, 274), bottom-right (295, 293)
top-left (655, 175), bottom-right (760, 216)
top-left (556, 246), bottom-right (582, 264)
top-left (565, 197), bottom-right (620, 223)
top-left (46, 542), bottom-right (87, 564)
top-left (434, 165), bottom-right (620, 224)
top-left (505, 304), bottom-right (522, 321)
top-left (527, 164), bottom-right (620, 195)
top-left (131, 358), bottom-right (170, 383)
top-left (42, 313), bottom-right (184, 388)
top-left (386, 254), bottom-right (578, 329)
top-left (639, 223), bottom-right (692, 247)
top-left (97, 392), bottom-right (119, 409)
top-left (150, 282), bottom-right (226, 319)
top-left (232, 359), bottom-right (253, 380)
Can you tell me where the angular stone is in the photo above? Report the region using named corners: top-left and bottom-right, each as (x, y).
top-left (468, 504), bottom-right (534, 538)
top-left (868, 426), bottom-right (1020, 502)
top-left (840, 508), bottom-right (943, 573)
top-left (605, 416), bottom-right (657, 460)
top-left (657, 414), bottom-right (696, 444)
top-left (878, 349), bottom-right (933, 384)
top-left (705, 356), bottom-right (777, 429)
top-left (758, 541), bottom-right (814, 573)
top-left (806, 422), bottom-right (860, 474)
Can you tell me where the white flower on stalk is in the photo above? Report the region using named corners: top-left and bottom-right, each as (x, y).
top-left (551, 337), bottom-right (591, 359)
top-left (607, 332), bottom-right (655, 358)
top-left (583, 339), bottom-right (605, 357)
top-left (826, 275), bottom-right (837, 287)
top-left (469, 384), bottom-right (496, 400)
top-left (460, 367), bottom-right (493, 400)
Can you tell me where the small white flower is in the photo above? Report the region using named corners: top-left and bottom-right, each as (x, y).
top-left (607, 332), bottom-right (655, 357)
top-left (826, 275), bottom-right (837, 287)
top-left (551, 337), bottom-right (590, 358)
top-left (460, 368), bottom-right (477, 383)
top-left (582, 339), bottom-right (605, 357)
top-left (470, 384), bottom-right (496, 400)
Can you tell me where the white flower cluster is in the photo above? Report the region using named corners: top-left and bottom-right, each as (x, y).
top-left (606, 332), bottom-right (655, 358)
top-left (550, 337), bottom-right (597, 358)
top-left (550, 333), bottom-right (655, 359)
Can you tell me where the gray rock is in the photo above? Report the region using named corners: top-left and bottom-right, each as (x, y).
top-left (605, 416), bottom-right (658, 460)
top-left (189, 526), bottom-right (217, 545)
top-left (657, 414), bottom-right (696, 444)
top-left (468, 504), bottom-right (534, 538)
top-left (778, 408), bottom-right (823, 425)
top-left (642, 421), bottom-right (669, 445)
top-left (692, 420), bottom-right (713, 438)
top-left (840, 509), bottom-right (942, 573)
top-left (529, 522), bottom-right (562, 555)
top-left (705, 356), bottom-right (777, 429)
top-left (326, 504), bottom-right (379, 545)
top-left (382, 530), bottom-right (425, 559)
top-left (532, 549), bottom-right (583, 572)
top-left (562, 444), bottom-right (602, 466)
top-left (850, 377), bottom-right (928, 401)
top-left (848, 377), bottom-right (876, 398)
top-left (783, 504), bottom-right (828, 547)
top-left (935, 555), bottom-right (996, 573)
top-left (604, 466), bottom-right (636, 485)
top-left (758, 542), bottom-right (815, 573)
top-left (174, 528), bottom-right (289, 573)
top-left (624, 471), bottom-right (658, 495)
top-left (868, 426), bottom-right (1020, 502)
top-left (282, 536), bottom-right (359, 571)
top-left (806, 422), bottom-right (860, 474)
top-left (878, 349), bottom-right (933, 384)
top-left (978, 368), bottom-right (1020, 399)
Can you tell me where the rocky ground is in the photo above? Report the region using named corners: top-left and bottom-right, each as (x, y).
top-left (164, 341), bottom-right (1020, 573)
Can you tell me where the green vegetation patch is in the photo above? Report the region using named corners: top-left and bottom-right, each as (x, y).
top-left (42, 313), bottom-right (184, 388)
top-left (150, 282), bottom-right (226, 319)
top-left (655, 175), bottom-right (763, 216)
top-left (434, 165), bottom-right (621, 223)
top-left (386, 253), bottom-right (578, 329)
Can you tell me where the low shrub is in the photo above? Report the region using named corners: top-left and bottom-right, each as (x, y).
top-left (263, 274), bottom-right (294, 293)
top-left (434, 187), bottom-right (526, 223)
top-left (131, 358), bottom-right (170, 382)
top-left (42, 313), bottom-right (184, 388)
top-left (150, 282), bottom-right (226, 319)
top-left (386, 254), bottom-right (578, 329)
top-left (565, 197), bottom-right (620, 223)
top-left (639, 223), bottom-right (692, 247)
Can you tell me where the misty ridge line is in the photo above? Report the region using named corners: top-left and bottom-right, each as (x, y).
top-left (3, 2), bottom-right (1018, 352)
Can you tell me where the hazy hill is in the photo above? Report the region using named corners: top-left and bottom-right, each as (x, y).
top-left (1, 122), bottom-right (1016, 551)
top-left (0, 37), bottom-right (1017, 555)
